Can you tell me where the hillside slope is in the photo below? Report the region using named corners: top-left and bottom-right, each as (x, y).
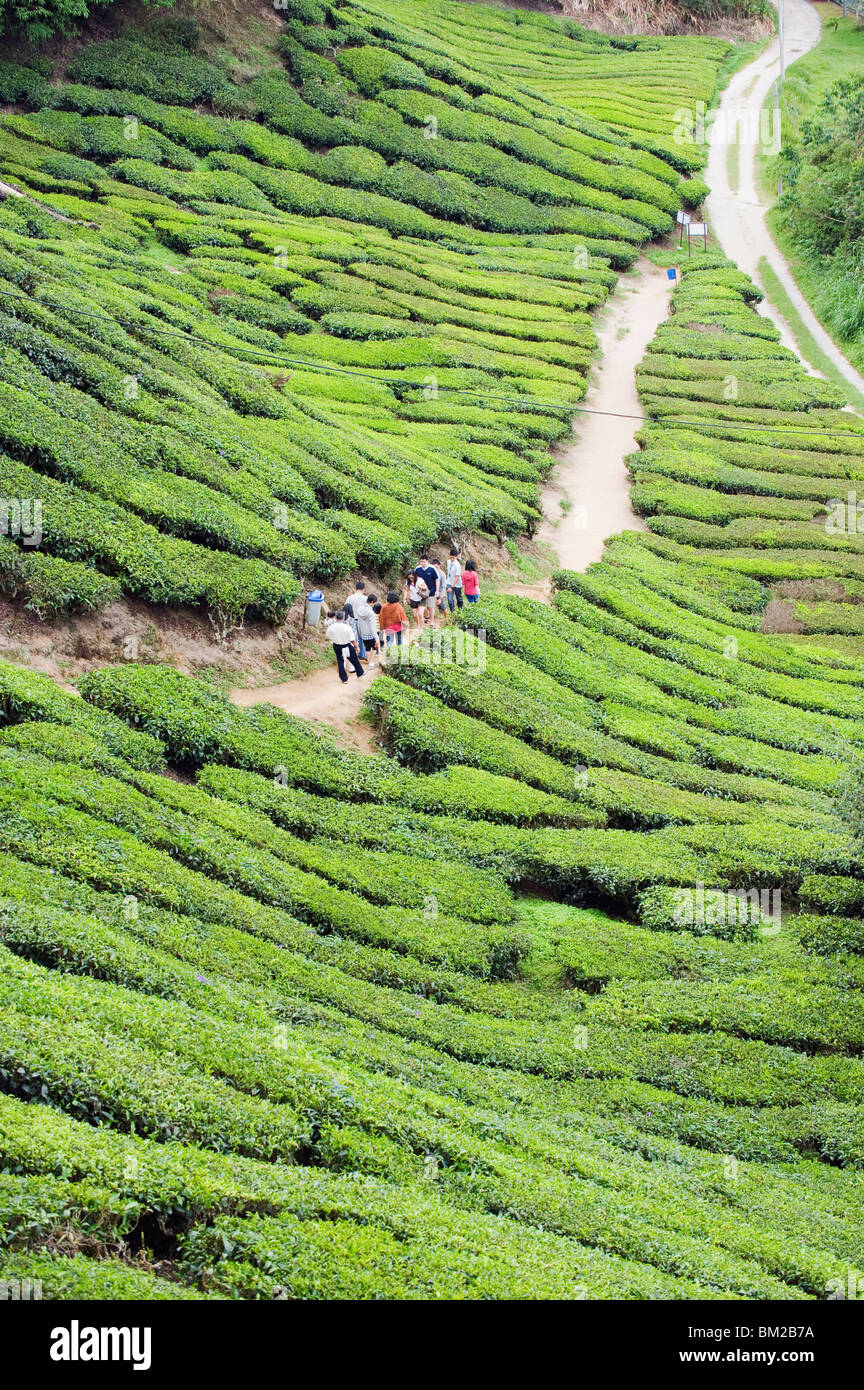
top-left (1, 638), bottom-right (864, 1301)
top-left (0, 2), bottom-right (722, 634)
top-left (3, 1), bottom-right (864, 1304)
top-left (3, 258), bottom-right (864, 1297)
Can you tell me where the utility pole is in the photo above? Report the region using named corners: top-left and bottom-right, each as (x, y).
top-left (778, 0), bottom-right (785, 83)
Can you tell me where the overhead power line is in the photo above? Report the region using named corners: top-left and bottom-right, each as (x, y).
top-left (0, 286), bottom-right (862, 443)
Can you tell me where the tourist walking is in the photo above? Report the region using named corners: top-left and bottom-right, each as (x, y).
top-left (357, 590), bottom-right (379, 664)
top-left (371, 599), bottom-right (383, 650)
top-left (379, 590), bottom-right (407, 650)
top-left (445, 548), bottom-right (464, 611)
top-left (463, 559), bottom-right (480, 604)
top-left (405, 572), bottom-right (428, 625)
top-left (343, 580), bottom-right (368, 661)
top-left (325, 610), bottom-right (365, 683)
top-left (434, 557), bottom-right (448, 616)
top-left (415, 553), bottom-right (439, 626)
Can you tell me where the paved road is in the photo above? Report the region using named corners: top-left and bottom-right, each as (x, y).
top-left (705, 0), bottom-right (864, 396)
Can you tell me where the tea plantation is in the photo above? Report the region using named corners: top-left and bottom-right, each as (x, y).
top-left (1, 0), bottom-right (864, 1302)
top-left (0, 0), bottom-right (727, 629)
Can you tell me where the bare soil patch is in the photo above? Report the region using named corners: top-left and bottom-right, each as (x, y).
top-left (760, 597), bottom-right (805, 634)
top-left (773, 579), bottom-right (857, 604)
top-left (557, 0), bottom-right (772, 39)
top-left (0, 532), bottom-right (540, 691)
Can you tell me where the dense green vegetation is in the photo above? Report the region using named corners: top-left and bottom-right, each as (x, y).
top-left (766, 9), bottom-right (864, 372)
top-left (3, 648), bottom-right (864, 1301)
top-left (0, 0), bottom-right (772, 45)
top-left (3, 0), bottom-right (864, 1304)
top-left (0, 2), bottom-right (730, 634)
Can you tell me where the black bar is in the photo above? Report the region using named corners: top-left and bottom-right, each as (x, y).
top-left (8, 1299), bottom-right (859, 1378)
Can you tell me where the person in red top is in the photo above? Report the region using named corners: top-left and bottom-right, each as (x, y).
top-left (462, 559), bottom-right (480, 603)
top-left (378, 590), bottom-right (408, 650)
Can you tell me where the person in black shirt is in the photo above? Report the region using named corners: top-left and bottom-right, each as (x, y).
top-left (415, 554), bottom-right (439, 627)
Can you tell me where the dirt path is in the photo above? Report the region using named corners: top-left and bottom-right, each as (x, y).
top-left (535, 258), bottom-right (670, 570)
top-left (230, 624), bottom-right (427, 753)
top-left (231, 659), bottom-right (379, 753)
top-left (0, 178), bottom-right (99, 226)
top-left (705, 0), bottom-right (864, 396)
top-left (235, 12), bottom-right (859, 744)
top-left (230, 259), bottom-right (674, 735)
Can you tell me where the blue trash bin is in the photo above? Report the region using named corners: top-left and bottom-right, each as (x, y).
top-left (305, 589), bottom-right (324, 627)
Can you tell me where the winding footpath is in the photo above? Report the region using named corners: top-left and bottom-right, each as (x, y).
top-left (232, 3), bottom-right (863, 735)
top-left (706, 0), bottom-right (864, 395)
top-left (535, 258), bottom-right (665, 570)
top-left (231, 641), bottom-right (411, 752)
top-left (228, 260), bottom-right (673, 739)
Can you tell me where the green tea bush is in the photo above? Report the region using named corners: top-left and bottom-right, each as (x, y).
top-left (0, 1251), bottom-right (209, 1300)
top-left (794, 913), bottom-right (864, 958)
top-left (0, 540), bottom-right (121, 618)
top-left (799, 875), bottom-right (864, 917)
top-left (0, 658), bottom-right (164, 768)
top-left (68, 41), bottom-right (240, 109)
top-left (321, 311), bottom-right (427, 340)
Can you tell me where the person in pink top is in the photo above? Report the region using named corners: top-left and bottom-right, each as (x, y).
top-left (462, 559), bottom-right (480, 604)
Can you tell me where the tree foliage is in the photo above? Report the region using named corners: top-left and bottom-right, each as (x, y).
top-left (0, 0), bottom-right (172, 46)
top-left (779, 75), bottom-right (864, 342)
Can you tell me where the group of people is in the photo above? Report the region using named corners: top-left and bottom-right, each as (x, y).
top-left (324, 549), bottom-right (481, 683)
top-left (404, 550), bottom-right (480, 628)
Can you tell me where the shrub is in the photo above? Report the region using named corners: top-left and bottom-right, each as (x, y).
top-left (0, 61), bottom-right (51, 103)
top-left (367, 673), bottom-right (577, 797)
top-left (8, 2), bottom-right (864, 1303)
top-left (638, 885), bottom-right (759, 941)
top-left (0, 658), bottom-right (164, 769)
top-left (794, 913), bottom-right (864, 957)
top-left (78, 663), bottom-right (375, 787)
top-left (0, 1251), bottom-right (209, 1300)
top-left (0, 453), bottom-right (300, 630)
top-left (68, 41), bottom-right (241, 109)
top-left (321, 311), bottom-right (428, 341)
top-left (799, 874), bottom-right (864, 917)
top-left (336, 46), bottom-right (430, 97)
top-left (0, 540), bottom-right (121, 618)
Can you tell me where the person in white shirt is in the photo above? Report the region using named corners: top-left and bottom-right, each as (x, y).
top-left (343, 581), bottom-right (368, 660)
top-left (445, 548), bottom-right (464, 611)
top-left (325, 610), bottom-right (365, 683)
